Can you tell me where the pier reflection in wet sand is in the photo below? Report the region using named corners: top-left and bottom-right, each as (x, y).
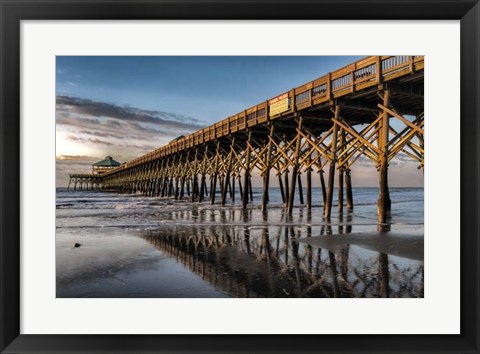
top-left (141, 208), bottom-right (424, 298)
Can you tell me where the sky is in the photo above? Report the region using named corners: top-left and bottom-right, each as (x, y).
top-left (56, 56), bottom-right (423, 188)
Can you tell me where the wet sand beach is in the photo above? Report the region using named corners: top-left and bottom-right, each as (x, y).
top-left (56, 187), bottom-right (424, 298)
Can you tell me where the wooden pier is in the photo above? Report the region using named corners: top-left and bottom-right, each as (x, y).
top-left (85, 56), bottom-right (424, 227)
top-left (68, 174), bottom-right (102, 191)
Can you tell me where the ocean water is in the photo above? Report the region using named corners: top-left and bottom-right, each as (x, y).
top-left (56, 187), bottom-right (424, 298)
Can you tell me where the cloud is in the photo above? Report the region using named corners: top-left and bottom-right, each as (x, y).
top-left (67, 135), bottom-right (114, 146)
top-left (56, 154), bottom-right (94, 161)
top-left (56, 95), bottom-right (208, 186)
top-left (56, 95), bottom-right (205, 131)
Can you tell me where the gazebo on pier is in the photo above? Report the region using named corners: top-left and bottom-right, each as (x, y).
top-left (92, 156), bottom-right (121, 175)
top-left (68, 156), bottom-right (122, 190)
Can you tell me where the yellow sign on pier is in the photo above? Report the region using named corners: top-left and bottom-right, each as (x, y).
top-left (269, 93), bottom-right (289, 117)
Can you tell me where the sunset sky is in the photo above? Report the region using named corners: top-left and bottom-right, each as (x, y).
top-left (56, 56), bottom-right (423, 188)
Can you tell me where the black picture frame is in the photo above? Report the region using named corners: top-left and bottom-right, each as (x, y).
top-left (1, 0), bottom-right (478, 353)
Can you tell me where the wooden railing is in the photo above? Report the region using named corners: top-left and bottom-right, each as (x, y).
top-left (104, 55), bottom-right (424, 174)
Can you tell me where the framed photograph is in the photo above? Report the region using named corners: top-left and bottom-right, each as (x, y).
top-left (1, 0), bottom-right (478, 353)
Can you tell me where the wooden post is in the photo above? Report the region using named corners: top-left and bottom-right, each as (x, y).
top-left (288, 115), bottom-right (303, 215)
top-left (297, 174), bottom-right (304, 205)
top-left (324, 106), bottom-right (339, 218)
top-left (226, 178), bottom-right (231, 201)
top-left (161, 177), bottom-right (166, 197)
top-left (155, 177), bottom-right (160, 197)
top-left (210, 175), bottom-right (216, 204)
top-left (191, 149), bottom-right (198, 202)
top-left (220, 175), bottom-right (228, 205)
top-left (319, 169), bottom-right (327, 205)
top-left (378, 90), bottom-right (391, 226)
top-left (150, 178), bottom-right (154, 197)
top-left (238, 175), bottom-right (243, 202)
top-left (248, 176), bottom-right (253, 202)
top-left (345, 168), bottom-right (353, 212)
top-left (192, 174), bottom-right (198, 202)
top-left (199, 176), bottom-right (205, 201)
top-left (231, 175), bottom-right (236, 204)
top-left (167, 177), bottom-right (171, 197)
top-left (219, 176), bottom-right (224, 200)
top-left (211, 141), bottom-right (220, 205)
top-left (177, 176), bottom-right (183, 200)
top-left (277, 170), bottom-right (286, 204)
top-left (161, 175), bottom-right (168, 197)
top-left (306, 159), bottom-right (312, 209)
top-left (169, 177), bottom-right (174, 196)
top-left (284, 169), bottom-right (289, 207)
top-left (222, 138), bottom-right (235, 206)
top-left (338, 128), bottom-right (345, 214)
top-left (262, 124), bottom-right (274, 212)
top-left (242, 131), bottom-right (252, 209)
top-left (204, 178), bottom-right (209, 197)
top-left (199, 147), bottom-right (208, 202)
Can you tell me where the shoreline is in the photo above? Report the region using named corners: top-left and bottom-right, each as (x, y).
top-left (56, 189), bottom-right (424, 298)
